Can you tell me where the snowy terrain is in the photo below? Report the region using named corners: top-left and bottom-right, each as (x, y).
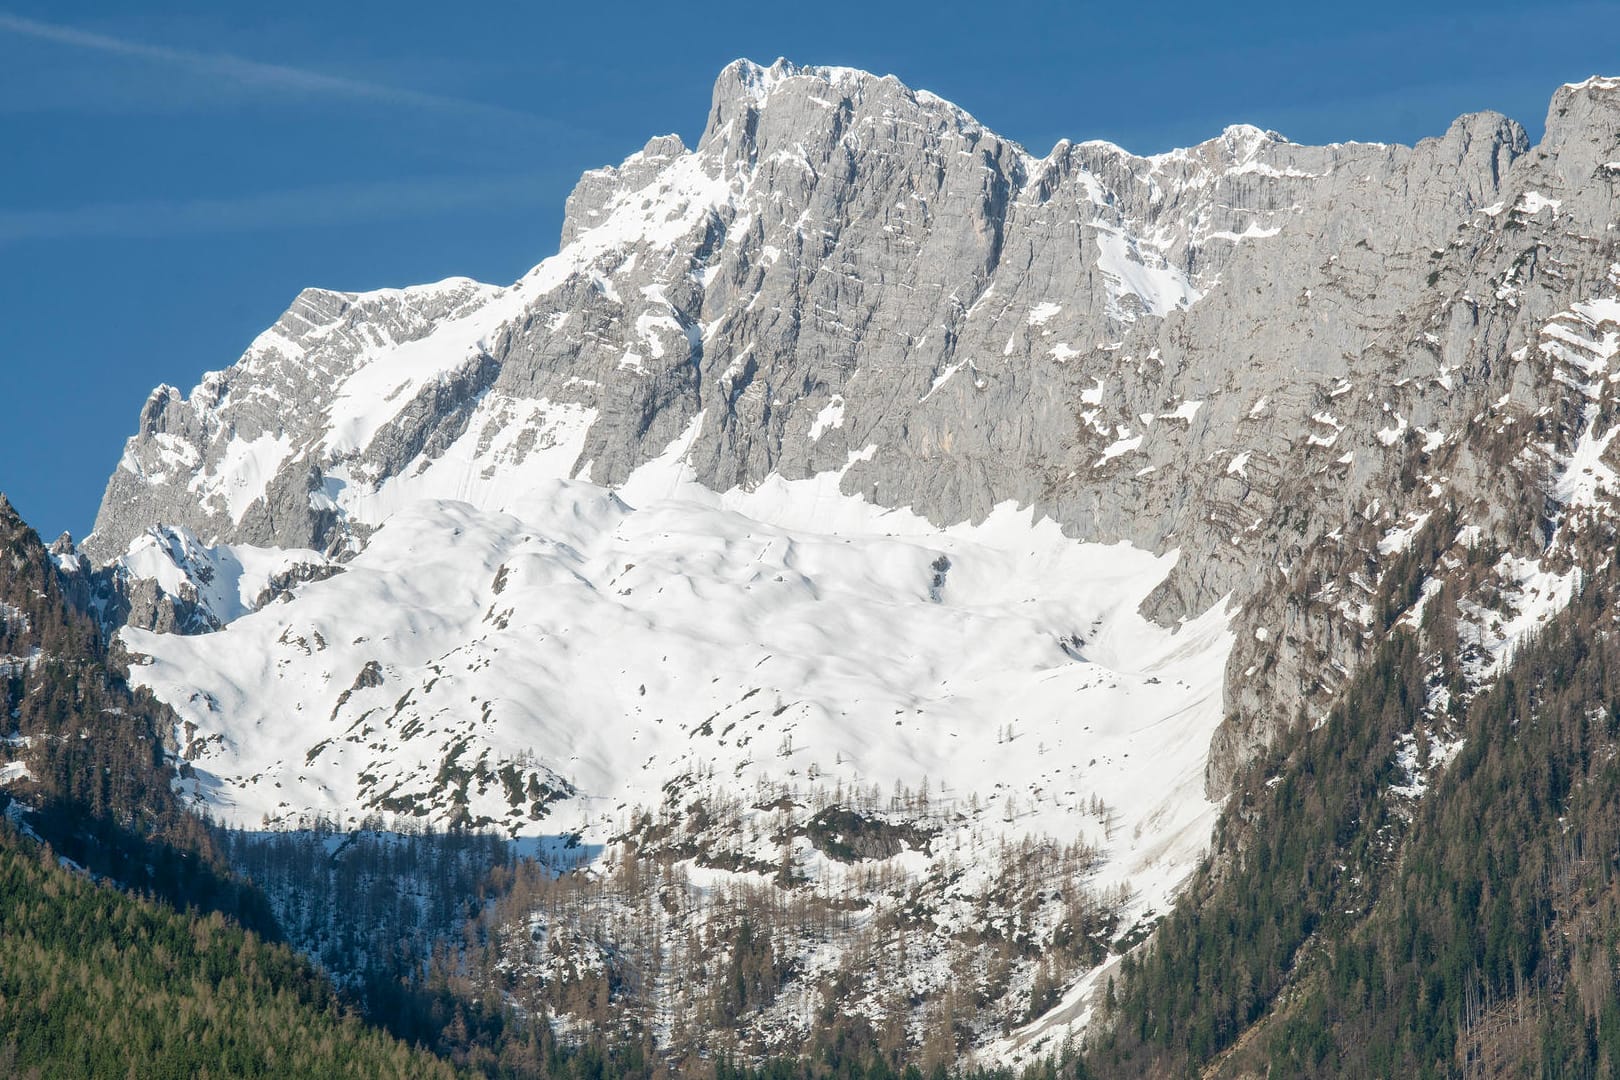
top-left (116, 420), bottom-right (1231, 1057)
top-left (126, 422), bottom-right (1232, 934)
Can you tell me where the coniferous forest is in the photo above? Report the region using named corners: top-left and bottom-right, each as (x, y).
top-left (0, 825), bottom-right (455, 1080)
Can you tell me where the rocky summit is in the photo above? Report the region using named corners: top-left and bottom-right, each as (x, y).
top-left (62, 60), bottom-right (1620, 1065)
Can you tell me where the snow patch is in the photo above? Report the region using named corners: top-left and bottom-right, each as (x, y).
top-left (808, 396), bottom-right (846, 441)
top-left (1091, 223), bottom-right (1203, 320)
top-left (1027, 302), bottom-right (1063, 327)
top-left (125, 424), bottom-right (1237, 981)
top-left (1094, 433), bottom-right (1143, 466)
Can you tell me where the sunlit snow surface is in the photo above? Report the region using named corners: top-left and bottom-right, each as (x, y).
top-left (125, 423), bottom-right (1232, 932)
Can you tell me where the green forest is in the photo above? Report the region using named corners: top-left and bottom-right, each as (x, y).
top-left (0, 822), bottom-right (456, 1079)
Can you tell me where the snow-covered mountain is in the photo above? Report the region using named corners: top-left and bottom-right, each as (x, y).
top-left (81, 61), bottom-right (1620, 1060)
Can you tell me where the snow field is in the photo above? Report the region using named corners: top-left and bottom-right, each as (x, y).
top-left (127, 424), bottom-right (1233, 942)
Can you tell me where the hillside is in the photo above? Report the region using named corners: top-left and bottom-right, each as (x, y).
top-left (0, 823), bottom-right (457, 1079)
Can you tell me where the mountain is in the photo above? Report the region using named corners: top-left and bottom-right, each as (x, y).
top-left (71, 60), bottom-right (1620, 1069)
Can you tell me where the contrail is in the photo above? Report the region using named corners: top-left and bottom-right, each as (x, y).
top-left (0, 11), bottom-right (551, 129)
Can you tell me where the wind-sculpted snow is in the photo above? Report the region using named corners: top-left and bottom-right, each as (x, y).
top-left (125, 433), bottom-right (1233, 932)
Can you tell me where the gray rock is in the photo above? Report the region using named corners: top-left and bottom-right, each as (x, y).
top-left (88, 61), bottom-right (1620, 797)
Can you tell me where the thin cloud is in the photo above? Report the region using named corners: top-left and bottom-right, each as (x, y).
top-left (0, 173), bottom-right (559, 243)
top-left (0, 12), bottom-right (551, 130)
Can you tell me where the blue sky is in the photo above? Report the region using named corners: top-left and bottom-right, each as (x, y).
top-left (4, 0), bottom-right (1619, 541)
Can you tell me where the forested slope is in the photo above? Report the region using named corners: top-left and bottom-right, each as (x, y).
top-left (1088, 537), bottom-right (1620, 1078)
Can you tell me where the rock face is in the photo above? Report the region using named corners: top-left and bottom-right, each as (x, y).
top-left (87, 64), bottom-right (1525, 579)
top-left (88, 64), bottom-right (1620, 784)
top-left (80, 60), bottom-right (1620, 1060)
top-left (88, 62), bottom-right (1620, 791)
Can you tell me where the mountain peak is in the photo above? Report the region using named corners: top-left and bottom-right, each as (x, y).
top-left (1561, 73), bottom-right (1620, 93)
top-left (1537, 74), bottom-right (1620, 182)
top-left (700, 57), bottom-right (979, 149)
top-left (1217, 122), bottom-right (1285, 158)
top-left (716, 57), bottom-right (875, 102)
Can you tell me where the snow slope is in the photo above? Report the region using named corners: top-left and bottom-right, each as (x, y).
top-left (126, 426), bottom-right (1232, 931)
